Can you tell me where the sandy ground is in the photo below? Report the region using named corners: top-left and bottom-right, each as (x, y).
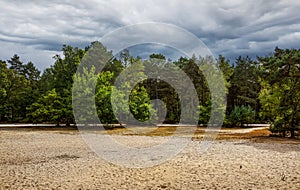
top-left (0, 128), bottom-right (300, 189)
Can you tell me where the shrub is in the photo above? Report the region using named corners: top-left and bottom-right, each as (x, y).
top-left (228, 105), bottom-right (255, 127)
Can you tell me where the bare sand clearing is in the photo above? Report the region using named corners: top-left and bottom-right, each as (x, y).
top-left (0, 128), bottom-right (300, 189)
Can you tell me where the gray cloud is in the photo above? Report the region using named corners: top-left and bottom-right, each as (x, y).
top-left (0, 0), bottom-right (300, 70)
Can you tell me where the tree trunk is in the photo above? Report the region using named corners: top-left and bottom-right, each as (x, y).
top-left (290, 129), bottom-right (295, 138)
top-left (291, 117), bottom-right (295, 138)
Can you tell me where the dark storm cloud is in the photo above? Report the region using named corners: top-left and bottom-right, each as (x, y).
top-left (0, 0), bottom-right (300, 70)
top-left (122, 44), bottom-right (185, 61)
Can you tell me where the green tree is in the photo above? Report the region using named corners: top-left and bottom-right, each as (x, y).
top-left (39, 67), bottom-right (55, 94)
top-left (216, 55), bottom-right (234, 95)
top-left (4, 69), bottom-right (29, 121)
top-left (173, 56), bottom-right (210, 123)
top-left (149, 53), bottom-right (166, 60)
top-left (28, 89), bottom-right (66, 125)
top-left (1, 55), bottom-right (33, 121)
top-left (23, 61), bottom-right (41, 121)
top-left (0, 60), bottom-right (9, 121)
top-left (95, 71), bottom-right (116, 123)
top-left (8, 54), bottom-right (24, 75)
top-left (111, 55), bottom-right (156, 125)
top-left (259, 48), bottom-right (300, 137)
top-left (228, 56), bottom-right (261, 120)
top-left (129, 85), bottom-right (155, 123)
top-left (23, 62), bottom-right (41, 81)
top-left (52, 45), bottom-right (85, 92)
top-left (73, 41), bottom-right (117, 126)
top-left (216, 55), bottom-right (234, 124)
top-left (73, 66), bottom-right (99, 125)
top-left (32, 45), bottom-right (86, 125)
top-left (4, 55), bottom-right (41, 122)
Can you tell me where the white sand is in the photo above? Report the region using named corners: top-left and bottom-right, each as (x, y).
top-left (0, 129), bottom-right (300, 189)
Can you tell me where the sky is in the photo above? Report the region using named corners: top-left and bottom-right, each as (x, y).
top-left (1, 0), bottom-right (300, 71)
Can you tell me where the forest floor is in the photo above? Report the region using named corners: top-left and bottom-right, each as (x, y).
top-left (0, 126), bottom-right (300, 189)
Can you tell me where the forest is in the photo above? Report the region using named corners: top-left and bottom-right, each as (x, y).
top-left (0, 42), bottom-right (299, 137)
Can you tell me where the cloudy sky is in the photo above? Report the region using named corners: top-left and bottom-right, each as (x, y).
top-left (1, 0), bottom-right (300, 70)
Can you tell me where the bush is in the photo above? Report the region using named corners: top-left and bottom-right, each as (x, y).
top-left (270, 118), bottom-right (300, 137)
top-left (270, 119), bottom-right (287, 136)
top-left (227, 105), bottom-right (255, 127)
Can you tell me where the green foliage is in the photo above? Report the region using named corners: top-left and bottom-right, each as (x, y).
top-left (73, 66), bottom-right (98, 124)
top-left (1, 43), bottom-right (299, 135)
top-left (228, 56), bottom-right (261, 118)
top-left (95, 71), bottom-right (116, 123)
top-left (269, 118), bottom-right (288, 136)
top-left (0, 55), bottom-right (42, 122)
top-left (129, 86), bottom-right (154, 122)
top-left (28, 45), bottom-right (85, 125)
top-left (228, 105), bottom-right (255, 127)
top-left (0, 60), bottom-right (8, 121)
top-left (111, 57), bottom-right (156, 125)
top-left (52, 45), bottom-right (85, 92)
top-left (198, 100), bottom-right (212, 124)
top-left (149, 53), bottom-right (166, 60)
top-left (259, 48), bottom-right (300, 137)
top-left (2, 62), bottom-right (30, 121)
top-left (8, 54), bottom-right (23, 74)
top-left (217, 55), bottom-right (234, 94)
top-left (28, 89), bottom-right (66, 125)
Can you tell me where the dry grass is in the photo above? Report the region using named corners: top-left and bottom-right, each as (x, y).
top-left (2, 126), bottom-right (299, 144)
top-left (105, 126), bottom-right (300, 144)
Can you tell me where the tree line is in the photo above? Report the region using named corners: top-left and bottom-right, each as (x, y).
top-left (0, 42), bottom-right (299, 137)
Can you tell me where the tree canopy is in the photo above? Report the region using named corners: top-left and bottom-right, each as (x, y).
top-left (258, 48), bottom-right (300, 137)
top-left (0, 44), bottom-right (299, 137)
